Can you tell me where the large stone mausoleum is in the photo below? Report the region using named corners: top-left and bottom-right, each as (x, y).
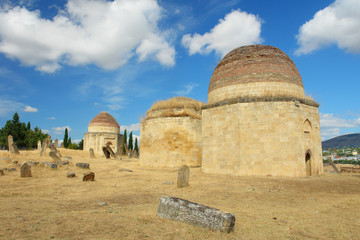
top-left (141, 44), bottom-right (323, 177)
top-left (83, 112), bottom-right (123, 155)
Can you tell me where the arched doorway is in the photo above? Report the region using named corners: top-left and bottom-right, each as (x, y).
top-left (305, 150), bottom-right (312, 176)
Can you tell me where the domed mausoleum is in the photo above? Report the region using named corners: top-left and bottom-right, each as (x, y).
top-left (83, 112), bottom-right (123, 155)
top-left (202, 45), bottom-right (323, 177)
top-left (140, 97), bottom-right (204, 167)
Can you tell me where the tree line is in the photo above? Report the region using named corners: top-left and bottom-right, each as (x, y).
top-left (122, 129), bottom-right (139, 154)
top-left (0, 112), bottom-right (48, 149)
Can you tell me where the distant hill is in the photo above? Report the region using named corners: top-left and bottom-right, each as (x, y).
top-left (322, 133), bottom-right (360, 148)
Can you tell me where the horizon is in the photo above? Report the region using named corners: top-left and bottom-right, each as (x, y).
top-left (0, 0), bottom-right (359, 142)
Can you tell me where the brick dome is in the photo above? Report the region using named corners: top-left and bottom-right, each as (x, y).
top-left (208, 45), bottom-right (305, 104)
top-left (88, 112), bottom-right (120, 133)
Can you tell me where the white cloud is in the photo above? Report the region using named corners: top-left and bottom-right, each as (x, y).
top-left (0, 98), bottom-right (23, 117)
top-left (0, 0), bottom-right (175, 73)
top-left (181, 9), bottom-right (262, 57)
top-left (47, 117), bottom-right (56, 120)
top-left (320, 113), bottom-right (360, 140)
top-left (42, 129), bottom-right (50, 134)
top-left (173, 83), bottom-right (198, 96)
top-left (121, 123), bottom-right (141, 133)
top-left (296, 0), bottom-right (360, 55)
top-left (24, 105), bottom-right (38, 112)
top-left (52, 126), bottom-right (71, 135)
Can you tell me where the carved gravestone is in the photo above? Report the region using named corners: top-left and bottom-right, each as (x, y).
top-left (89, 148), bottom-right (95, 158)
top-left (60, 142), bottom-right (64, 148)
top-left (83, 172), bottom-right (95, 181)
top-left (177, 165), bottom-right (190, 188)
top-left (102, 146), bottom-right (115, 159)
top-left (50, 145), bottom-right (62, 158)
top-left (37, 140), bottom-right (41, 151)
top-left (40, 136), bottom-right (51, 157)
top-left (54, 139), bottom-right (58, 148)
top-left (76, 163), bottom-right (90, 169)
top-left (8, 135), bottom-right (13, 151)
top-left (133, 151), bottom-right (139, 158)
top-left (157, 196), bottom-right (235, 233)
top-left (20, 162), bottom-right (32, 177)
top-left (49, 151), bottom-right (61, 163)
top-left (66, 172), bottom-right (76, 178)
top-left (0, 169), bottom-right (4, 176)
top-left (10, 142), bottom-right (20, 155)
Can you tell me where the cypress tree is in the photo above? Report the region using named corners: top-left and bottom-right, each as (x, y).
top-left (27, 121), bottom-right (31, 130)
top-left (64, 128), bottom-right (68, 148)
top-left (128, 132), bottom-right (133, 150)
top-left (134, 138), bottom-right (139, 153)
top-left (122, 129), bottom-right (127, 154)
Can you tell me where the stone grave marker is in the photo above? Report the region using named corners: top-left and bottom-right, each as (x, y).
top-left (54, 139), bottom-right (58, 148)
top-left (89, 148), bottom-right (95, 158)
top-left (37, 140), bottom-right (41, 151)
top-left (76, 163), bottom-right (90, 169)
top-left (20, 162), bottom-right (32, 177)
top-left (10, 142), bottom-right (20, 155)
top-left (177, 165), bottom-right (190, 188)
top-left (66, 172), bottom-right (76, 178)
top-left (157, 196), bottom-right (235, 233)
top-left (40, 136), bottom-right (51, 157)
top-left (83, 172), bottom-right (95, 181)
top-left (8, 135), bottom-right (13, 151)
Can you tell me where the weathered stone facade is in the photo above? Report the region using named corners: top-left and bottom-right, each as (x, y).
top-left (202, 98), bottom-right (322, 177)
top-left (140, 116), bottom-right (202, 167)
top-left (83, 112), bottom-right (123, 155)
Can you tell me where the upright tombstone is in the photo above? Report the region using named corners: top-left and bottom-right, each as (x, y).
top-left (37, 140), bottom-right (42, 151)
top-left (49, 151), bottom-right (61, 163)
top-left (89, 148), bottom-right (95, 158)
top-left (54, 139), bottom-right (58, 148)
top-left (40, 136), bottom-right (51, 157)
top-left (7, 135), bottom-right (13, 151)
top-left (10, 143), bottom-right (20, 155)
top-left (177, 165), bottom-right (190, 188)
top-left (20, 162), bottom-right (32, 177)
top-left (60, 142), bottom-right (64, 148)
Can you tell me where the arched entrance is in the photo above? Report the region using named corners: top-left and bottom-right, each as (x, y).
top-left (305, 150), bottom-right (312, 176)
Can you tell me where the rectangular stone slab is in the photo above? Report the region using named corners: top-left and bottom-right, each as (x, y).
top-left (157, 196), bottom-right (235, 233)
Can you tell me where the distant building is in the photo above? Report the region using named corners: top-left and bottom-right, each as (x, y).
top-left (83, 112), bottom-right (123, 155)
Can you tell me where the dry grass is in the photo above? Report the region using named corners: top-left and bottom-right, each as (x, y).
top-left (145, 97), bottom-right (205, 120)
top-left (1, 149), bottom-right (360, 240)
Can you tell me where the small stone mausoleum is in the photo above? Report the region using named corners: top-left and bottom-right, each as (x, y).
top-left (141, 44), bottom-right (323, 177)
top-left (83, 112), bottom-right (123, 155)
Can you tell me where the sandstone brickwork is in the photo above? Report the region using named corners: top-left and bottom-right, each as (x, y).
top-left (202, 99), bottom-right (322, 177)
top-left (140, 117), bottom-right (202, 168)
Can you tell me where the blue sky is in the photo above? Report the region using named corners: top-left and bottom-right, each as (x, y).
top-left (0, 0), bottom-right (359, 143)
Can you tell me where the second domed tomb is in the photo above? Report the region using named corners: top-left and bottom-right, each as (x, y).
top-left (140, 97), bottom-right (204, 167)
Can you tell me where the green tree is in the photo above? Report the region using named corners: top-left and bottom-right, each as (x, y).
top-left (69, 137), bottom-right (72, 146)
top-left (134, 137), bottom-right (139, 153)
top-left (128, 131), bottom-right (133, 150)
top-left (122, 129), bottom-right (127, 154)
top-left (0, 113), bottom-right (47, 149)
top-left (63, 128), bottom-right (69, 148)
top-left (78, 139), bottom-right (84, 150)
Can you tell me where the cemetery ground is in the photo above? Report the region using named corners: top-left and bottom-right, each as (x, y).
top-left (0, 149), bottom-right (360, 240)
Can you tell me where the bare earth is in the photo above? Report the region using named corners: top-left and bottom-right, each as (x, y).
top-left (0, 149), bottom-right (359, 240)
